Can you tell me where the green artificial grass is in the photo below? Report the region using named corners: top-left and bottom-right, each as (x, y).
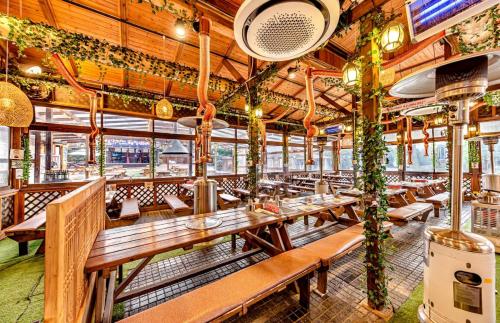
top-left (0, 238), bottom-right (45, 323)
top-left (392, 255), bottom-right (500, 322)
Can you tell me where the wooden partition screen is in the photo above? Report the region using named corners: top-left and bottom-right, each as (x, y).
top-left (44, 178), bottom-right (106, 323)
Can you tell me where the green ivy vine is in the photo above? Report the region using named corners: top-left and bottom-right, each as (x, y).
top-left (97, 134), bottom-right (105, 177)
top-left (22, 135), bottom-right (31, 182)
top-left (483, 90), bottom-right (500, 107)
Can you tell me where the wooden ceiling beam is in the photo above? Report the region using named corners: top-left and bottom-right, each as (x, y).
top-left (320, 94), bottom-right (351, 114)
top-left (222, 59), bottom-right (246, 83)
top-left (349, 0), bottom-right (392, 23)
top-left (39, 0), bottom-right (79, 78)
top-left (214, 40), bottom-right (236, 75)
top-left (119, 0), bottom-right (128, 88)
top-left (166, 43), bottom-right (184, 95)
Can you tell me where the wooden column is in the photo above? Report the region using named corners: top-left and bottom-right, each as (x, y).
top-left (397, 118), bottom-right (406, 181)
top-left (247, 56), bottom-right (260, 198)
top-left (34, 131), bottom-right (41, 183)
top-left (283, 127), bottom-right (289, 175)
top-left (351, 95), bottom-right (359, 185)
top-left (359, 18), bottom-right (388, 311)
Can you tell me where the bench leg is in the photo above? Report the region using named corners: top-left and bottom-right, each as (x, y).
top-left (315, 265), bottom-right (329, 296)
top-left (303, 215), bottom-right (309, 226)
top-left (36, 240), bottom-right (45, 255)
top-left (19, 242), bottom-right (28, 256)
top-left (433, 205), bottom-right (440, 217)
top-left (297, 275), bottom-right (311, 309)
top-left (231, 234), bottom-right (237, 250)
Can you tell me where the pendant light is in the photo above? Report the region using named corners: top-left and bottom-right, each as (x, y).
top-left (156, 35), bottom-right (173, 120)
top-left (380, 21), bottom-right (405, 53)
top-left (342, 61), bottom-right (360, 87)
top-left (0, 0), bottom-right (33, 128)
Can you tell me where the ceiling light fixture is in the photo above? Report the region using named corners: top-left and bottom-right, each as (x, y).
top-left (26, 65), bottom-right (42, 75)
top-left (380, 21), bottom-right (405, 53)
top-left (255, 107), bottom-right (263, 118)
top-left (175, 19), bottom-right (186, 38)
top-left (342, 62), bottom-right (360, 87)
top-left (287, 65), bottom-right (299, 79)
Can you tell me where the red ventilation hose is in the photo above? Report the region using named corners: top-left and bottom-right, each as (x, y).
top-left (423, 119), bottom-right (430, 156)
top-left (52, 53), bottom-right (99, 164)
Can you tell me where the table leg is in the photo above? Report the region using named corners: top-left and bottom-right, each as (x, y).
top-left (344, 204), bottom-right (360, 221)
top-left (242, 228), bottom-right (260, 252)
top-left (394, 193), bottom-right (409, 206)
top-left (278, 224), bottom-right (294, 251)
top-left (268, 224), bottom-right (285, 251)
top-left (405, 190), bottom-right (417, 203)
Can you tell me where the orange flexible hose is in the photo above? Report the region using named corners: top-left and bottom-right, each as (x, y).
top-left (304, 67), bottom-right (319, 165)
top-left (423, 119), bottom-right (430, 156)
top-left (52, 53), bottom-right (99, 164)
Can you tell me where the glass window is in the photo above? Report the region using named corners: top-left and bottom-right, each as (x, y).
top-left (207, 142), bottom-right (234, 175)
top-left (154, 120), bottom-right (193, 134)
top-left (340, 149), bottom-right (353, 170)
top-left (481, 141), bottom-right (500, 174)
top-left (29, 130), bottom-right (90, 183)
top-left (0, 127), bottom-right (9, 187)
top-left (35, 106), bottom-right (102, 127)
top-left (105, 136), bottom-right (150, 178)
top-left (155, 139), bottom-right (191, 177)
top-left (406, 143), bottom-right (433, 172)
top-left (432, 127), bottom-right (447, 138)
top-left (383, 133), bottom-right (397, 142)
top-left (307, 148), bottom-right (320, 171)
top-left (385, 145), bottom-right (398, 171)
top-left (267, 132), bottom-right (283, 142)
top-left (266, 145), bottom-right (283, 173)
top-left (479, 120), bottom-right (500, 134)
top-left (288, 146), bottom-right (305, 171)
top-left (104, 114), bottom-right (151, 131)
top-left (237, 144), bottom-right (248, 174)
top-left (212, 128), bottom-right (235, 138)
top-left (289, 135), bottom-right (304, 145)
top-left (236, 129), bottom-right (248, 140)
top-left (434, 141), bottom-right (448, 172)
top-left (324, 149), bottom-right (333, 171)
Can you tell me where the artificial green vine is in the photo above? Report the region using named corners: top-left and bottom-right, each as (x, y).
top-left (97, 134), bottom-right (105, 177)
top-left (22, 135), bottom-right (31, 182)
top-left (483, 90), bottom-right (500, 107)
top-left (149, 137), bottom-right (156, 178)
top-left (396, 143), bottom-right (404, 169)
top-left (468, 140), bottom-right (480, 168)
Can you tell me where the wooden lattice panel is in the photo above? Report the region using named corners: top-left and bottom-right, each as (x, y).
top-left (24, 191), bottom-right (62, 219)
top-left (219, 178), bottom-right (235, 194)
top-left (44, 178), bottom-right (105, 323)
top-left (131, 185), bottom-right (154, 207)
top-left (156, 183), bottom-right (180, 204)
top-left (1, 194), bottom-right (15, 228)
top-left (463, 176), bottom-right (472, 197)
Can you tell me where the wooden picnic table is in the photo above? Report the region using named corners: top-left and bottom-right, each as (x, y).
top-left (391, 179), bottom-right (446, 201)
top-left (84, 194), bottom-right (360, 307)
top-left (339, 188), bottom-right (410, 206)
top-left (259, 179), bottom-right (289, 196)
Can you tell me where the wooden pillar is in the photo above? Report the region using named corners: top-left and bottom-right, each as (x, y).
top-left (34, 131), bottom-right (41, 183)
top-left (283, 126), bottom-right (289, 175)
top-left (332, 139), bottom-right (339, 172)
top-left (359, 18), bottom-right (388, 311)
top-left (247, 56), bottom-right (260, 198)
top-left (397, 118), bottom-right (406, 181)
top-left (351, 95), bottom-right (359, 185)
top-left (469, 109), bottom-right (481, 195)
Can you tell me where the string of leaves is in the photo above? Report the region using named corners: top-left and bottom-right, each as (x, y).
top-left (97, 134), bottom-right (105, 177)
top-left (22, 135), bottom-right (31, 182)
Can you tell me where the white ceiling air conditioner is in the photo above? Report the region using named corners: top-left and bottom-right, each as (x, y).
top-left (234, 0), bottom-right (340, 61)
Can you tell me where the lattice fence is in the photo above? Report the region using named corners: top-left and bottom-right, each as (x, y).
top-left (24, 191), bottom-right (63, 219)
top-left (1, 194), bottom-right (15, 228)
top-left (157, 183), bottom-right (182, 205)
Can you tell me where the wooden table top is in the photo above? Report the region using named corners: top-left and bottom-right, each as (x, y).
top-left (395, 180), bottom-right (445, 189)
top-left (180, 183), bottom-right (224, 193)
top-left (278, 194), bottom-right (359, 219)
top-left (85, 208), bottom-right (278, 273)
top-left (338, 188), bottom-right (407, 197)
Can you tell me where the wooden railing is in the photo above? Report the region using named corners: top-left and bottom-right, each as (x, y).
top-left (44, 178), bottom-right (106, 323)
top-left (0, 188), bottom-right (17, 232)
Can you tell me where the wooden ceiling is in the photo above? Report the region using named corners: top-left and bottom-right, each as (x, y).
top-left (0, 0), bottom-right (453, 124)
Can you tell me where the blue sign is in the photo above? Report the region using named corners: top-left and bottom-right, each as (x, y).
top-left (324, 125), bottom-right (342, 135)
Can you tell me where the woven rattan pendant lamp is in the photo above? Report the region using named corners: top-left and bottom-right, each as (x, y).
top-left (0, 0), bottom-right (33, 128)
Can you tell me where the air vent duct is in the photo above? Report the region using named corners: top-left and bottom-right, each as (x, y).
top-left (234, 0), bottom-right (340, 61)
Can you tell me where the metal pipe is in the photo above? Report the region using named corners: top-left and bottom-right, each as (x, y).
top-left (450, 100), bottom-right (468, 231)
top-left (489, 144), bottom-right (495, 173)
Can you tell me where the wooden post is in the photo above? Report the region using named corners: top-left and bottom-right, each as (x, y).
top-left (283, 127), bottom-right (289, 175)
top-left (359, 17), bottom-right (388, 311)
top-left (34, 131), bottom-right (41, 183)
top-left (247, 56), bottom-right (260, 198)
top-left (397, 119), bottom-right (406, 181)
top-left (351, 95), bottom-right (359, 185)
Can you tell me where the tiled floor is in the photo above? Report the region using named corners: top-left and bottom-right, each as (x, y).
top-left (123, 205), bottom-right (467, 322)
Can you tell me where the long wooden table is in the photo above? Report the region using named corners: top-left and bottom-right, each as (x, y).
top-left (390, 179), bottom-right (447, 202)
top-left (85, 194), bottom-right (359, 310)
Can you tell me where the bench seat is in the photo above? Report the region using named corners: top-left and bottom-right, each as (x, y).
top-left (120, 198), bottom-right (140, 220)
top-left (5, 211), bottom-right (46, 255)
top-left (164, 195), bottom-right (192, 216)
top-left (426, 192), bottom-right (450, 217)
top-left (119, 248), bottom-right (319, 323)
top-left (388, 202), bottom-right (433, 223)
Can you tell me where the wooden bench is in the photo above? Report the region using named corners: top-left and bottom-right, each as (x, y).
top-left (218, 193), bottom-right (241, 210)
top-left (387, 202), bottom-right (433, 223)
top-left (119, 248), bottom-right (320, 323)
top-left (289, 185), bottom-right (315, 192)
top-left (232, 188), bottom-right (269, 200)
top-left (425, 192), bottom-right (450, 217)
top-left (5, 211), bottom-right (46, 256)
top-left (120, 198), bottom-right (140, 220)
top-left (163, 195), bottom-right (192, 216)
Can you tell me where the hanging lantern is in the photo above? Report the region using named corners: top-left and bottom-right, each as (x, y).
top-left (380, 21), bottom-right (405, 53)
top-left (156, 98), bottom-right (173, 119)
top-left (255, 107), bottom-right (263, 118)
top-left (0, 82), bottom-right (33, 127)
top-left (342, 62), bottom-right (360, 87)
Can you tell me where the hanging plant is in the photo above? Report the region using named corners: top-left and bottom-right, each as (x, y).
top-left (97, 134), bottom-right (105, 177)
top-left (469, 141), bottom-right (480, 169)
top-left (149, 137), bottom-right (156, 178)
top-left (22, 135), bottom-right (31, 182)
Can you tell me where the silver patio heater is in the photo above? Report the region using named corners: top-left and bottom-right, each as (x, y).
top-left (315, 134), bottom-right (330, 194)
top-left (178, 116), bottom-right (229, 228)
top-left (391, 50), bottom-right (499, 323)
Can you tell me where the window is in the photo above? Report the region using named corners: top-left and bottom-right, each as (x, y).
top-left (154, 120), bottom-right (193, 134)
top-left (105, 136), bottom-right (150, 178)
top-left (323, 149), bottom-right (333, 171)
top-left (340, 149), bottom-right (353, 170)
top-left (383, 132), bottom-right (397, 143)
top-left (207, 142), bottom-right (234, 175)
top-left (212, 128), bottom-right (235, 138)
top-left (289, 135), bottom-right (305, 144)
top-left (29, 130), bottom-right (90, 183)
top-left (406, 143), bottom-right (433, 172)
top-left (237, 144), bottom-right (248, 174)
top-left (34, 106), bottom-right (101, 127)
top-left (479, 120), bottom-right (500, 134)
top-left (267, 132), bottom-right (283, 142)
top-left (266, 145), bottom-right (283, 173)
top-left (154, 139), bottom-right (191, 177)
top-left (434, 141), bottom-right (448, 172)
top-left (104, 114), bottom-right (151, 131)
top-left (288, 146), bottom-right (305, 171)
top-left (0, 127), bottom-right (9, 187)
top-left (385, 145), bottom-right (398, 171)
top-left (236, 129), bottom-right (248, 140)
top-left (481, 141), bottom-right (500, 174)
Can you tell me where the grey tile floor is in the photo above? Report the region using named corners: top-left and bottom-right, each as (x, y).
top-left (122, 205), bottom-right (465, 322)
